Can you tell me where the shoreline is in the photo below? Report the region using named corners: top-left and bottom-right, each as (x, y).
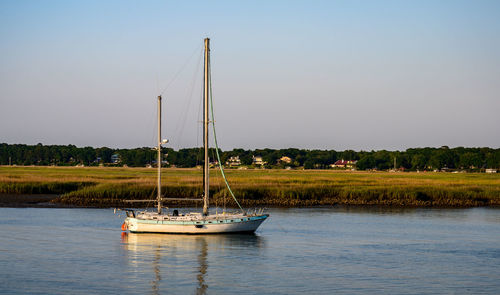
top-left (0, 194), bottom-right (69, 208)
top-left (1, 193), bottom-right (498, 210)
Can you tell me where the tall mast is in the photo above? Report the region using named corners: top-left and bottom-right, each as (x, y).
top-left (157, 95), bottom-right (162, 214)
top-left (203, 38), bottom-right (210, 216)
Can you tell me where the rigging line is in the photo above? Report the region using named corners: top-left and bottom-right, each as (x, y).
top-left (145, 185), bottom-right (156, 211)
top-left (148, 98), bottom-right (158, 152)
top-left (194, 81), bottom-right (203, 168)
top-left (196, 72), bottom-right (203, 152)
top-left (173, 48), bottom-right (204, 145)
top-left (211, 149), bottom-right (227, 212)
top-left (159, 42), bottom-right (203, 96)
top-left (210, 148), bottom-right (224, 190)
top-left (208, 57), bottom-right (244, 213)
top-left (210, 148), bottom-right (220, 207)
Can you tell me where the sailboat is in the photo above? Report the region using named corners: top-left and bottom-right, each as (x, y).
top-left (122, 38), bottom-right (269, 234)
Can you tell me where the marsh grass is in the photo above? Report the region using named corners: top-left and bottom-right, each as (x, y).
top-left (0, 166), bottom-right (499, 207)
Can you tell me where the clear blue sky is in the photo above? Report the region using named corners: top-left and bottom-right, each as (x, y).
top-left (1, 0), bottom-right (499, 150)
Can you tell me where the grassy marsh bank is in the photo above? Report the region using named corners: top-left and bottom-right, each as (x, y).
top-left (0, 166), bottom-right (499, 208)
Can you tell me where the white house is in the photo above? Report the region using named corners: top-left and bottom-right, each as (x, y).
top-left (252, 155), bottom-right (266, 166)
top-left (278, 156), bottom-right (292, 164)
top-left (330, 159), bottom-right (357, 168)
top-left (226, 156), bottom-right (241, 167)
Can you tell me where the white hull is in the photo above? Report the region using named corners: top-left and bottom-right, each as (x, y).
top-left (125, 213), bottom-right (268, 234)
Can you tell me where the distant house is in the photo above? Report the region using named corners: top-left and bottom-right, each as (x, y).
top-left (226, 156), bottom-right (241, 167)
top-left (485, 168), bottom-right (497, 173)
top-left (278, 156), bottom-right (292, 164)
top-left (330, 159), bottom-right (357, 168)
top-left (252, 155), bottom-right (266, 166)
top-left (111, 154), bottom-right (121, 164)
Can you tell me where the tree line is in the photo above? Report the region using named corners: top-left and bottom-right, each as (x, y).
top-left (1, 143), bottom-right (499, 171)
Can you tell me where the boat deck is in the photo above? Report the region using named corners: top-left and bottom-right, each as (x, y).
top-left (132, 211), bottom-right (266, 223)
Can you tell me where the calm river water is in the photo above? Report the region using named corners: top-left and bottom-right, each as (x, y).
top-left (0, 207), bottom-right (499, 294)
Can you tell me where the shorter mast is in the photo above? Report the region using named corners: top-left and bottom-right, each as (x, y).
top-left (157, 95), bottom-right (162, 214)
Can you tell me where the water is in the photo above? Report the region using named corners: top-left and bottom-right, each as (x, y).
top-left (0, 207), bottom-right (499, 294)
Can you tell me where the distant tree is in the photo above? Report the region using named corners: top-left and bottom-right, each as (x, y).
top-left (240, 153), bottom-right (253, 165)
top-left (96, 147), bottom-right (114, 163)
top-left (429, 148), bottom-right (458, 169)
top-left (295, 154), bottom-right (306, 166)
top-left (263, 152), bottom-right (278, 166)
top-left (356, 155), bottom-right (376, 170)
top-left (373, 150), bottom-right (392, 170)
top-left (459, 152), bottom-right (482, 169)
top-left (304, 160), bottom-right (315, 169)
top-left (411, 154), bottom-right (427, 170)
top-left (485, 151), bottom-right (500, 169)
top-left (2, 143), bottom-right (500, 171)
top-left (339, 150), bottom-right (356, 161)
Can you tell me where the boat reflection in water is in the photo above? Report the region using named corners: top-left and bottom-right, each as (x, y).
top-left (121, 233), bottom-right (264, 294)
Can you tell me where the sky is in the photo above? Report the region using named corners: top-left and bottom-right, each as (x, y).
top-left (1, 0), bottom-right (499, 151)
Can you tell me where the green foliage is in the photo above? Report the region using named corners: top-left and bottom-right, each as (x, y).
top-left (411, 154), bottom-right (427, 170)
top-left (1, 143), bottom-right (500, 171)
top-left (356, 155), bottom-right (375, 170)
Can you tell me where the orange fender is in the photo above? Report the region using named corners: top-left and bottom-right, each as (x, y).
top-left (121, 222), bottom-right (127, 231)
